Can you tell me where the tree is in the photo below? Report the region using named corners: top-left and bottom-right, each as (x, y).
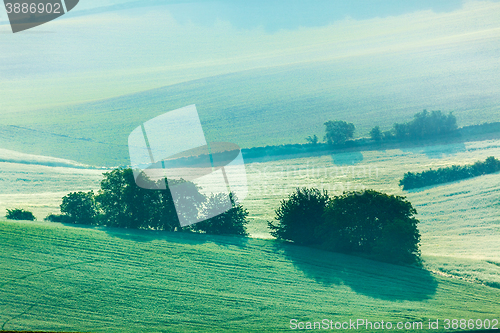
top-left (268, 188), bottom-right (329, 245)
top-left (306, 135), bottom-right (319, 145)
top-left (56, 167), bottom-right (252, 236)
top-left (382, 130), bottom-right (394, 140)
top-left (393, 110), bottom-right (458, 141)
top-left (369, 126), bottom-right (382, 141)
top-left (6, 208), bottom-right (36, 221)
top-left (60, 191), bottom-right (98, 225)
top-left (95, 168), bottom-right (198, 230)
top-left (324, 120), bottom-right (355, 145)
top-left (393, 123), bottom-right (409, 140)
top-left (191, 193), bottom-right (249, 235)
top-left (319, 190), bottom-right (421, 264)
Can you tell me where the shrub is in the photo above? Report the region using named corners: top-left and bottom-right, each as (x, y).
top-left (268, 188), bottom-right (329, 245)
top-left (44, 214), bottom-right (73, 223)
top-left (6, 208), bottom-right (36, 221)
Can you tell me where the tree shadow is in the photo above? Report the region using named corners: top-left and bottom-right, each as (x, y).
top-left (273, 242), bottom-right (437, 301)
top-left (331, 151), bottom-right (364, 165)
top-left (400, 142), bottom-right (466, 159)
top-left (102, 224), bottom-right (250, 249)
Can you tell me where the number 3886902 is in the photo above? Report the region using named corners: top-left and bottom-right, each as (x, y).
top-left (5, 2), bottom-right (62, 14)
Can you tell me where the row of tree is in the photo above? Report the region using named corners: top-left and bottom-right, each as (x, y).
top-left (371, 110), bottom-right (457, 141)
top-left (399, 156), bottom-right (500, 190)
top-left (6, 168), bottom-right (422, 265)
top-left (46, 168), bottom-right (249, 236)
top-left (268, 188), bottom-right (421, 265)
top-left (308, 110), bottom-right (458, 146)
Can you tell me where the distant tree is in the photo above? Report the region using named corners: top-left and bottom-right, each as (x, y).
top-left (191, 193), bottom-right (249, 235)
top-left (319, 190), bottom-right (421, 264)
top-left (399, 156), bottom-right (500, 190)
top-left (268, 188), bottom-right (329, 245)
top-left (369, 126), bottom-right (382, 141)
top-left (393, 123), bottom-right (409, 140)
top-left (60, 191), bottom-right (98, 225)
top-left (306, 135), bottom-right (319, 145)
top-left (6, 208), bottom-right (36, 221)
top-left (382, 130), bottom-right (394, 140)
top-left (393, 110), bottom-right (457, 141)
top-left (324, 120), bottom-right (355, 145)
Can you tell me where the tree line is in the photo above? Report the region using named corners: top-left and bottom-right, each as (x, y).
top-left (46, 168), bottom-right (249, 236)
top-left (309, 109), bottom-right (458, 146)
top-left (399, 156), bottom-right (500, 190)
top-left (6, 168), bottom-right (422, 265)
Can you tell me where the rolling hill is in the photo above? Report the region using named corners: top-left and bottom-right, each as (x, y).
top-left (1, 13), bottom-right (500, 168)
top-left (1, 219), bottom-right (499, 332)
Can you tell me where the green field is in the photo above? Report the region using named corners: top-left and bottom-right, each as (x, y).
top-left (2, 2), bottom-right (500, 331)
top-left (1, 138), bottom-right (500, 331)
top-left (1, 219), bottom-right (499, 332)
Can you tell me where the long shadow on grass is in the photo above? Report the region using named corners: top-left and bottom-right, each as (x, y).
top-left (400, 142), bottom-right (466, 159)
top-left (103, 225), bottom-right (250, 249)
top-left (331, 151), bottom-right (364, 165)
top-left (274, 242), bottom-right (437, 301)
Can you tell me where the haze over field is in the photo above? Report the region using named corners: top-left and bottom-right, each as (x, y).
top-left (2, 1), bottom-right (500, 331)
top-left (1, 0), bottom-right (500, 166)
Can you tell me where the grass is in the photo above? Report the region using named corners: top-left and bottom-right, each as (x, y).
top-left (1, 219), bottom-right (500, 332)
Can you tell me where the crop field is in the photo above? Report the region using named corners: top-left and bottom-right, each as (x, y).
top-left (1, 138), bottom-right (500, 330)
top-left (1, 0), bottom-right (500, 167)
top-left (0, 149), bottom-right (104, 220)
top-left (2, 1), bottom-right (500, 331)
top-left (1, 219), bottom-right (500, 333)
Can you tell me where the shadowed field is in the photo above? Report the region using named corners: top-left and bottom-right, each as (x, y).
top-left (1, 220), bottom-right (500, 332)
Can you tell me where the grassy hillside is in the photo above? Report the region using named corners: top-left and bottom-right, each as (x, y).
top-left (1, 219), bottom-right (500, 332)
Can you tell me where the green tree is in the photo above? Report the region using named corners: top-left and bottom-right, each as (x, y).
top-left (306, 134), bottom-right (319, 145)
top-left (320, 190), bottom-right (421, 264)
top-left (95, 168), bottom-right (205, 231)
top-left (191, 193), bottom-right (249, 235)
top-left (6, 208), bottom-right (36, 221)
top-left (382, 130), bottom-right (394, 140)
top-left (369, 126), bottom-right (382, 141)
top-left (393, 110), bottom-right (458, 141)
top-left (268, 188), bottom-right (329, 245)
top-left (393, 123), bottom-right (409, 140)
top-left (324, 120), bottom-right (355, 145)
top-left (60, 191), bottom-right (98, 225)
